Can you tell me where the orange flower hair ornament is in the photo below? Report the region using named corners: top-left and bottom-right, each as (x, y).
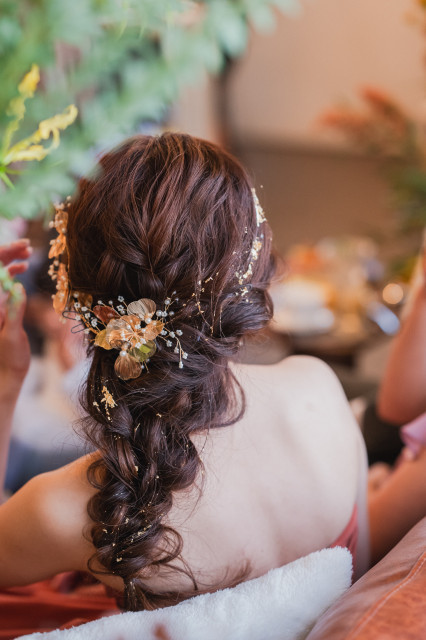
top-left (73, 293), bottom-right (186, 380)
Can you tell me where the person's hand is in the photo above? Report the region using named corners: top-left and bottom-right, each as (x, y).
top-left (0, 240), bottom-right (32, 388)
top-left (0, 239), bottom-right (32, 279)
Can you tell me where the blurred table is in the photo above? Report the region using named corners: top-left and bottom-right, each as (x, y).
top-left (284, 324), bottom-right (381, 368)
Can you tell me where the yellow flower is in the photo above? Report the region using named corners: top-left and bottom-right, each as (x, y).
top-left (0, 64), bottom-right (78, 177)
top-left (3, 104), bottom-right (78, 165)
top-left (2, 65), bottom-right (41, 157)
top-left (18, 64), bottom-right (40, 98)
top-left (38, 105), bottom-right (79, 148)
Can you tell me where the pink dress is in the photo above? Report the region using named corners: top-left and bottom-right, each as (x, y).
top-left (401, 411), bottom-right (426, 457)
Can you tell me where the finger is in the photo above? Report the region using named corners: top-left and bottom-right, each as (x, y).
top-left (7, 261), bottom-right (29, 278)
top-left (4, 283), bottom-right (27, 329)
top-left (0, 239), bottom-right (32, 267)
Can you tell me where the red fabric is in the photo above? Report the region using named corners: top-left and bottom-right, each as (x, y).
top-left (329, 505), bottom-right (358, 574)
top-left (0, 573), bottom-right (119, 640)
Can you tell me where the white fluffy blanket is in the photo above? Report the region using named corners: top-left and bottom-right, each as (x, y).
top-left (17, 547), bottom-right (352, 640)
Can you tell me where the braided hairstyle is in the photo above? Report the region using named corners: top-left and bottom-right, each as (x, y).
top-left (66, 133), bottom-right (275, 610)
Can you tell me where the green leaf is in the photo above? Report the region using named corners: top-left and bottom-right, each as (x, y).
top-left (0, 0), bottom-right (300, 221)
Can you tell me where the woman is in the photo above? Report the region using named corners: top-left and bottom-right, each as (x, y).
top-left (0, 134), bottom-right (369, 623)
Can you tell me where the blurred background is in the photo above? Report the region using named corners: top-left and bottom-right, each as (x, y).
top-left (2, 0), bottom-right (426, 487)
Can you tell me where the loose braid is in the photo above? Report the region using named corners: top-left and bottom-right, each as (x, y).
top-left (66, 133), bottom-right (275, 610)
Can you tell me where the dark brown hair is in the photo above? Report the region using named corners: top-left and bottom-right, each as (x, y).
top-left (66, 132), bottom-right (275, 609)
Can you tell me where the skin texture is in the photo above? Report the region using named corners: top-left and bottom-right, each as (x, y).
top-left (373, 259), bottom-right (426, 563)
top-left (377, 284), bottom-right (426, 424)
top-left (0, 240), bottom-right (32, 491)
top-left (368, 447), bottom-right (426, 564)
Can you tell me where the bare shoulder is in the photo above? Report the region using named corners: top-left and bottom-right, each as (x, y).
top-left (0, 455), bottom-right (96, 586)
top-left (237, 355), bottom-right (351, 418)
top-left (239, 353), bottom-right (344, 384)
top-left (26, 454), bottom-right (96, 537)
top-left (277, 354), bottom-right (346, 389)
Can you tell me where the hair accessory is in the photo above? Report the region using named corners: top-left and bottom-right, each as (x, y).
top-left (252, 188), bottom-right (266, 226)
top-left (48, 199), bottom-right (71, 315)
top-left (234, 188), bottom-right (266, 288)
top-left (101, 384), bottom-right (117, 420)
top-left (72, 293), bottom-right (188, 380)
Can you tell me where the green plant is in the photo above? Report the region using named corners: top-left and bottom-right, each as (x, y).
top-left (0, 0), bottom-right (300, 220)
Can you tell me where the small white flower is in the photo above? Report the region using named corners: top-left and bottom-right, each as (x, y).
top-left (169, 311), bottom-right (175, 317)
top-left (135, 323), bottom-right (141, 330)
top-left (97, 300), bottom-right (102, 305)
top-left (156, 310), bottom-right (162, 317)
top-left (84, 313), bottom-right (90, 319)
top-left (145, 317), bottom-right (152, 324)
top-left (174, 347), bottom-right (179, 354)
top-left (109, 300), bottom-right (113, 305)
top-left (82, 306), bottom-right (88, 312)
top-left (169, 331), bottom-right (175, 338)
top-left (176, 330), bottom-right (182, 336)
top-left (117, 305), bottom-right (125, 314)
top-left (179, 361), bottom-right (183, 369)
top-left (166, 340), bottom-right (172, 347)
top-left (118, 296), bottom-right (124, 302)
top-left (74, 302), bottom-right (81, 309)
top-left (91, 319), bottom-right (98, 327)
top-left (164, 298), bottom-right (171, 305)
top-left (183, 352), bottom-right (188, 359)
top-left (161, 330), bottom-right (167, 336)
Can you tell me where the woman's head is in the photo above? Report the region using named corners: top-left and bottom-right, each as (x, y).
top-left (61, 132), bottom-right (275, 608)
top-left (67, 132), bottom-right (273, 339)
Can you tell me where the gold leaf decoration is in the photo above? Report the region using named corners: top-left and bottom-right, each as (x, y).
top-left (106, 316), bottom-right (138, 349)
top-left (95, 329), bottom-right (113, 350)
top-left (144, 320), bottom-right (164, 340)
top-left (114, 351), bottom-right (142, 380)
top-left (93, 305), bottom-right (120, 324)
top-left (127, 298), bottom-right (156, 319)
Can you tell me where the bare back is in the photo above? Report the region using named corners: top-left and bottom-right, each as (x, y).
top-left (0, 355), bottom-right (368, 594)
